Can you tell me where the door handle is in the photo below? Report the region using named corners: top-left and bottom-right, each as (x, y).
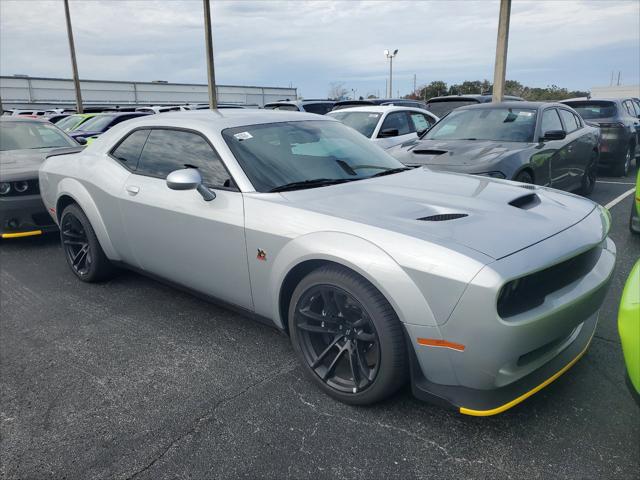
top-left (126, 185), bottom-right (140, 195)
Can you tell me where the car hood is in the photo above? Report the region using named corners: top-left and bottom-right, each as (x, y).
top-left (0, 148), bottom-right (57, 180)
top-left (388, 139), bottom-right (532, 168)
top-left (279, 168), bottom-right (596, 260)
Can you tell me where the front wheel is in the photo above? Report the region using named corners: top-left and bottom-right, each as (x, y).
top-left (60, 204), bottom-right (115, 282)
top-left (288, 265), bottom-right (407, 405)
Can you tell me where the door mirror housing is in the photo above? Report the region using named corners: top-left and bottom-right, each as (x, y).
top-left (75, 137), bottom-right (87, 145)
top-left (378, 128), bottom-right (399, 138)
top-left (166, 168), bottom-right (215, 201)
top-left (541, 130), bottom-right (566, 141)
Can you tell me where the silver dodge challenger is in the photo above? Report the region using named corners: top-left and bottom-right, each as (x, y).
top-left (39, 110), bottom-right (616, 415)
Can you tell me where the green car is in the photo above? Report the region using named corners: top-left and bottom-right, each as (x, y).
top-left (618, 260), bottom-right (640, 402)
top-left (631, 170), bottom-right (639, 234)
top-left (54, 113), bottom-right (98, 133)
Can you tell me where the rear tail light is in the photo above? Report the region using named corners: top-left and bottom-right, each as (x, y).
top-left (598, 122), bottom-right (625, 128)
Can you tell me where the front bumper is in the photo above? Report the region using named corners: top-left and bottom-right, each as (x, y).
top-left (406, 208), bottom-right (615, 415)
top-left (0, 195), bottom-right (57, 238)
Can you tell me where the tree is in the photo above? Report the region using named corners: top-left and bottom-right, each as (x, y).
top-left (417, 80), bottom-right (448, 100)
top-left (328, 82), bottom-right (349, 100)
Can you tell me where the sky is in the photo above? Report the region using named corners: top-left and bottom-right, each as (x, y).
top-left (0, 0), bottom-right (638, 98)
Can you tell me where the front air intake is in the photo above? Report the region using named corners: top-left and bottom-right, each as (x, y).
top-left (418, 213), bottom-right (468, 221)
top-left (412, 149), bottom-right (448, 155)
top-left (509, 193), bottom-right (540, 210)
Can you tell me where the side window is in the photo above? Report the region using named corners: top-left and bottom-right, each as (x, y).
top-left (136, 129), bottom-right (232, 188)
top-left (409, 112), bottom-right (434, 133)
top-left (541, 109), bottom-right (563, 135)
top-left (558, 109), bottom-right (578, 133)
top-left (572, 113), bottom-right (582, 128)
top-left (623, 100), bottom-right (638, 116)
top-left (378, 112), bottom-right (412, 136)
top-left (110, 129), bottom-right (150, 169)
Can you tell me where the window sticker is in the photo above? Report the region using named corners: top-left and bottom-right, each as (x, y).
top-left (234, 131), bottom-right (253, 141)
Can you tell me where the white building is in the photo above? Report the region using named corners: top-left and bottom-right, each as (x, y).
top-left (590, 84), bottom-right (640, 98)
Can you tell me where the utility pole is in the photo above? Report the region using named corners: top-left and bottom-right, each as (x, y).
top-left (413, 74), bottom-right (416, 97)
top-left (617, 71), bottom-right (621, 86)
top-left (203, 0), bottom-right (218, 109)
top-left (491, 0), bottom-right (511, 103)
top-left (384, 49), bottom-right (398, 98)
top-left (63, 0), bottom-right (83, 113)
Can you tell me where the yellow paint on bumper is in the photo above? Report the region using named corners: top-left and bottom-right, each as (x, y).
top-left (1, 230), bottom-right (43, 239)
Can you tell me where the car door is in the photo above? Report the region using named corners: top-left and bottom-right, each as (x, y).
top-left (539, 108), bottom-right (572, 190)
top-left (374, 111), bottom-right (415, 149)
top-left (557, 108), bottom-right (586, 189)
top-left (117, 127), bottom-right (253, 310)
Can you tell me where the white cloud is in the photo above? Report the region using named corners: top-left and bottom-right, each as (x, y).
top-left (0, 0), bottom-right (638, 97)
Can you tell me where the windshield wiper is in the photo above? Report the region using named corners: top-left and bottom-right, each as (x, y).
top-left (370, 167), bottom-right (411, 178)
top-left (269, 178), bottom-right (354, 193)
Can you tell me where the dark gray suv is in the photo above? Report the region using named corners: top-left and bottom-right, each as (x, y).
top-left (562, 98), bottom-right (640, 176)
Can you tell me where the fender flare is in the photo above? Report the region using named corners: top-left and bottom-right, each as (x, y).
top-left (56, 178), bottom-right (121, 261)
top-left (269, 231), bottom-right (437, 329)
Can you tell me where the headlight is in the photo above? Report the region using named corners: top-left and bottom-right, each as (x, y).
top-left (0, 182), bottom-right (10, 195)
top-left (474, 171), bottom-right (506, 179)
top-left (598, 204), bottom-right (612, 235)
top-left (14, 181), bottom-right (28, 193)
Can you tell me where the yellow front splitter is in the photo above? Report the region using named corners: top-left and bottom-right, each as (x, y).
top-left (459, 332), bottom-right (594, 417)
top-left (1, 230), bottom-right (43, 239)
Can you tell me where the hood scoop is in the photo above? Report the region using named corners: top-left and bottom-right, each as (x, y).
top-left (412, 149), bottom-right (448, 155)
top-left (418, 213), bottom-right (468, 222)
top-left (509, 193), bottom-right (541, 210)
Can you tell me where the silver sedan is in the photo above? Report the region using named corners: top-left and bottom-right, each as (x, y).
top-left (39, 110), bottom-right (615, 415)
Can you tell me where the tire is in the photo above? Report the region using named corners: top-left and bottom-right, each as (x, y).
top-left (631, 201), bottom-right (640, 234)
top-left (288, 265), bottom-right (407, 405)
top-left (613, 145), bottom-right (632, 177)
top-left (514, 170), bottom-right (533, 184)
top-left (60, 204), bottom-right (115, 282)
top-left (577, 152), bottom-right (598, 196)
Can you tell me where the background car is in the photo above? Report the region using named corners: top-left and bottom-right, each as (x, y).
top-left (68, 112), bottom-right (151, 142)
top-left (388, 101), bottom-right (600, 195)
top-left (327, 105), bottom-right (438, 150)
top-left (263, 99), bottom-right (335, 114)
top-left (618, 260), bottom-right (639, 403)
top-left (135, 105), bottom-right (191, 114)
top-left (55, 113), bottom-right (99, 133)
top-left (46, 113), bottom-right (71, 124)
top-left (631, 170), bottom-right (640, 233)
top-left (331, 98), bottom-right (428, 111)
top-left (0, 117), bottom-right (78, 238)
top-left (426, 94), bottom-right (524, 118)
top-left (39, 110), bottom-right (615, 414)
top-left (561, 97), bottom-right (640, 176)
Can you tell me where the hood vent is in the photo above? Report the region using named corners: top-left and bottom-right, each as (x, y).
top-left (418, 213), bottom-right (468, 222)
top-left (412, 149), bottom-right (447, 156)
top-left (519, 184), bottom-right (537, 190)
top-left (509, 193), bottom-right (541, 210)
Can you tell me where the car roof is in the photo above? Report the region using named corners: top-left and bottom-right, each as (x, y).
top-left (561, 97), bottom-right (622, 103)
top-left (0, 116), bottom-right (48, 123)
top-left (427, 94), bottom-right (524, 102)
top-left (327, 105), bottom-right (430, 114)
top-left (455, 101), bottom-right (566, 111)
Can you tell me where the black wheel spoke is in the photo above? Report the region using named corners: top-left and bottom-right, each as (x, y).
top-left (61, 213), bottom-right (91, 275)
top-left (297, 321), bottom-right (336, 334)
top-left (348, 345), bottom-right (361, 387)
top-left (322, 346), bottom-right (347, 381)
top-left (355, 342), bottom-right (373, 381)
top-left (355, 330), bottom-right (375, 342)
top-left (311, 333), bottom-right (345, 368)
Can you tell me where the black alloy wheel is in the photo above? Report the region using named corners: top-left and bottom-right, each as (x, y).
top-left (61, 212), bottom-right (92, 277)
top-left (294, 285), bottom-right (380, 394)
top-left (514, 170), bottom-right (534, 184)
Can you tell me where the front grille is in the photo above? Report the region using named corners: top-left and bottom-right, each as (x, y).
top-left (498, 246), bottom-right (602, 318)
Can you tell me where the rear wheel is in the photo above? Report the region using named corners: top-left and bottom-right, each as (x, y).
top-left (60, 204), bottom-right (115, 282)
top-left (514, 170), bottom-right (533, 184)
top-left (577, 151), bottom-right (598, 196)
top-left (613, 145), bottom-right (632, 177)
top-left (288, 265), bottom-right (407, 405)
top-left (631, 201), bottom-right (640, 234)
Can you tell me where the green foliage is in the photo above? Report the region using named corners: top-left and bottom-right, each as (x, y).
top-left (413, 79), bottom-right (588, 101)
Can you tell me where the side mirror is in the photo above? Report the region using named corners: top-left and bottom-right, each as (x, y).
top-left (75, 137), bottom-right (87, 145)
top-left (166, 168), bottom-right (215, 201)
top-left (540, 130), bottom-right (566, 141)
top-left (378, 128), bottom-right (399, 138)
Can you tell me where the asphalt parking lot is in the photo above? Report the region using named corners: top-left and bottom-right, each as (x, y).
top-left (1, 168), bottom-right (638, 480)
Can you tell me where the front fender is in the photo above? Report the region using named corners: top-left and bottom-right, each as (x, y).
top-left (269, 231), bottom-right (437, 329)
top-left (56, 178), bottom-right (121, 261)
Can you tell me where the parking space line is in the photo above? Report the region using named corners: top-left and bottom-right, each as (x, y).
top-left (596, 180), bottom-right (635, 185)
top-left (604, 188), bottom-right (635, 210)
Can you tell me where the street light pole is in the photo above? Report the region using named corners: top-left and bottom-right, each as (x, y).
top-left (63, 0), bottom-right (83, 113)
top-left (492, 0), bottom-right (511, 103)
top-left (384, 49), bottom-right (398, 98)
top-left (203, 0), bottom-right (218, 109)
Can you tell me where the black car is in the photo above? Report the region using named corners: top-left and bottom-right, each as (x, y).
top-left (0, 117), bottom-right (79, 238)
top-left (387, 101), bottom-right (600, 195)
top-left (331, 98), bottom-right (428, 111)
top-left (263, 99), bottom-right (336, 115)
top-left (425, 94), bottom-right (524, 118)
top-left (68, 112), bottom-right (150, 143)
top-left (561, 97), bottom-right (639, 176)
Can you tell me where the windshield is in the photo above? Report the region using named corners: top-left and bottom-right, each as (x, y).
top-left (425, 107), bottom-right (537, 142)
top-left (76, 115), bottom-right (116, 132)
top-left (302, 103), bottom-right (334, 115)
top-left (56, 114), bottom-right (89, 132)
top-left (222, 120), bottom-right (405, 192)
top-left (0, 121), bottom-right (76, 151)
top-left (425, 100), bottom-right (479, 117)
top-left (327, 111), bottom-right (381, 138)
top-left (563, 101), bottom-right (617, 119)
